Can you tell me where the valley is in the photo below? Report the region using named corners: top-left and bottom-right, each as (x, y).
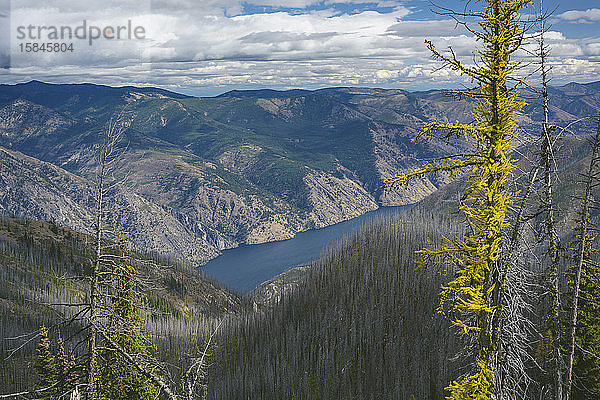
top-left (0, 80), bottom-right (598, 269)
top-left (201, 205), bottom-right (410, 293)
top-left (1, 79), bottom-right (600, 400)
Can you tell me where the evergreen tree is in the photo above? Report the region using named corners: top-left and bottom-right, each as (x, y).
top-left (36, 327), bottom-right (80, 399)
top-left (36, 326), bottom-right (57, 398)
top-left (56, 335), bottom-right (80, 396)
top-left (97, 233), bottom-right (159, 400)
top-left (570, 236), bottom-right (600, 400)
top-left (385, 0), bottom-right (531, 398)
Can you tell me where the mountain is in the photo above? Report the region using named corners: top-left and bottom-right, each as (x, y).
top-left (2, 80), bottom-right (599, 398)
top-left (0, 146), bottom-right (224, 263)
top-left (0, 80), bottom-right (598, 266)
top-left (205, 129), bottom-right (600, 399)
top-left (415, 131), bottom-right (600, 236)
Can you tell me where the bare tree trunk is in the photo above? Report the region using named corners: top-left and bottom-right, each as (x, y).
top-left (489, 3), bottom-right (507, 398)
top-left (565, 119), bottom-right (600, 399)
top-left (86, 114), bottom-right (123, 400)
top-left (538, 3), bottom-right (564, 397)
top-left (86, 145), bottom-right (107, 400)
top-left (185, 320), bottom-right (223, 400)
top-left (98, 330), bottom-right (178, 400)
top-left (501, 165), bottom-right (538, 399)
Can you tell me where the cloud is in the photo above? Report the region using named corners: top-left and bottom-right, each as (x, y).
top-left (247, 0), bottom-right (323, 7)
top-left (386, 20), bottom-right (469, 37)
top-left (239, 31), bottom-right (338, 43)
top-left (555, 8), bottom-right (600, 23)
top-left (139, 8), bottom-right (416, 63)
top-left (248, 0), bottom-right (405, 9)
top-left (1, 1), bottom-right (599, 94)
top-left (324, 0), bottom-right (403, 7)
top-left (0, 58), bottom-right (468, 92)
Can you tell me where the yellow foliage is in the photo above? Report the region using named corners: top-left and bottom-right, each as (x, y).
top-left (445, 359), bottom-right (495, 400)
top-left (384, 0), bottom-right (531, 398)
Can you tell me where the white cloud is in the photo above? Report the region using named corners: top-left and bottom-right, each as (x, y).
top-left (324, 0), bottom-right (403, 7)
top-left (386, 20), bottom-right (469, 37)
top-left (375, 69), bottom-right (398, 79)
top-left (1, 0), bottom-right (599, 94)
top-left (555, 8), bottom-right (600, 23)
top-left (247, 0), bottom-right (323, 7)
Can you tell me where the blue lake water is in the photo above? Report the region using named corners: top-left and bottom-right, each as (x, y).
top-left (199, 206), bottom-right (410, 294)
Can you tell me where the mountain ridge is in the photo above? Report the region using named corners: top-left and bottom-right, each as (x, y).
top-left (1, 80), bottom-right (598, 267)
top-left (4, 79), bottom-right (600, 99)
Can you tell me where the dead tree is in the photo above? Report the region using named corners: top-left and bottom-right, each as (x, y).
top-left (537, 2), bottom-right (564, 398)
top-left (566, 117), bottom-right (600, 400)
top-left (1, 106), bottom-right (222, 399)
top-left (82, 113), bottom-right (221, 400)
top-left (85, 112), bottom-right (128, 400)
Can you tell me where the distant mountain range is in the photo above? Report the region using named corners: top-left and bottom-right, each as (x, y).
top-left (0, 80), bottom-right (599, 265)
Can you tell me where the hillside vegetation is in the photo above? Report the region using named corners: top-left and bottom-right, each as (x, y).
top-left (204, 116), bottom-right (600, 399)
top-left (0, 217), bottom-right (248, 393)
top-left (1, 81), bottom-right (599, 265)
top-left (207, 212), bottom-right (465, 399)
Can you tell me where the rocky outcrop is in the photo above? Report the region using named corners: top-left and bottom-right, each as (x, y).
top-left (0, 99), bottom-right (75, 140)
top-left (0, 147), bottom-right (219, 264)
top-left (368, 122), bottom-right (458, 205)
top-left (0, 145), bottom-right (380, 265)
top-left (218, 144), bottom-right (263, 173)
top-left (0, 147), bottom-right (94, 233)
top-left (304, 166), bottom-right (378, 227)
top-left (251, 265), bottom-right (311, 306)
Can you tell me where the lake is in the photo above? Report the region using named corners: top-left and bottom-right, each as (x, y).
top-left (199, 205), bottom-right (411, 293)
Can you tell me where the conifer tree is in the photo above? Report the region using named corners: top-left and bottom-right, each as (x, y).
top-left (97, 232), bottom-right (159, 400)
top-left (570, 251), bottom-right (600, 399)
top-left (86, 114), bottom-right (124, 400)
top-left (385, 0), bottom-right (531, 398)
top-left (36, 326), bottom-right (57, 398)
top-left (56, 335), bottom-right (80, 396)
top-left (2, 112), bottom-right (209, 400)
top-left (35, 327), bottom-right (80, 399)
top-left (81, 112), bottom-right (179, 400)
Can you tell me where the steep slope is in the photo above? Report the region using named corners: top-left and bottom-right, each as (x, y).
top-left (415, 132), bottom-right (600, 234)
top-left (208, 213), bottom-right (465, 400)
top-left (250, 265), bottom-right (310, 306)
top-left (0, 216), bottom-right (247, 392)
top-left (0, 146), bottom-right (221, 263)
top-left (1, 81), bottom-right (598, 266)
top-left (207, 120), bottom-right (600, 400)
top-left (207, 129), bottom-right (600, 398)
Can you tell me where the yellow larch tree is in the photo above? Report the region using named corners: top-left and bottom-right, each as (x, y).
top-left (385, 1), bottom-right (532, 398)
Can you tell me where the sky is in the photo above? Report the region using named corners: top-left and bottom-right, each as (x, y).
top-left (0, 0), bottom-right (599, 96)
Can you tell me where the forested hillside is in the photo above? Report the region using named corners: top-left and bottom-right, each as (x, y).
top-left (0, 217), bottom-right (248, 393)
top-left (2, 101), bottom-right (599, 399)
top-left (2, 0), bottom-right (600, 398)
top-left (207, 212), bottom-right (465, 399)
top-left (206, 186), bottom-right (599, 399)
